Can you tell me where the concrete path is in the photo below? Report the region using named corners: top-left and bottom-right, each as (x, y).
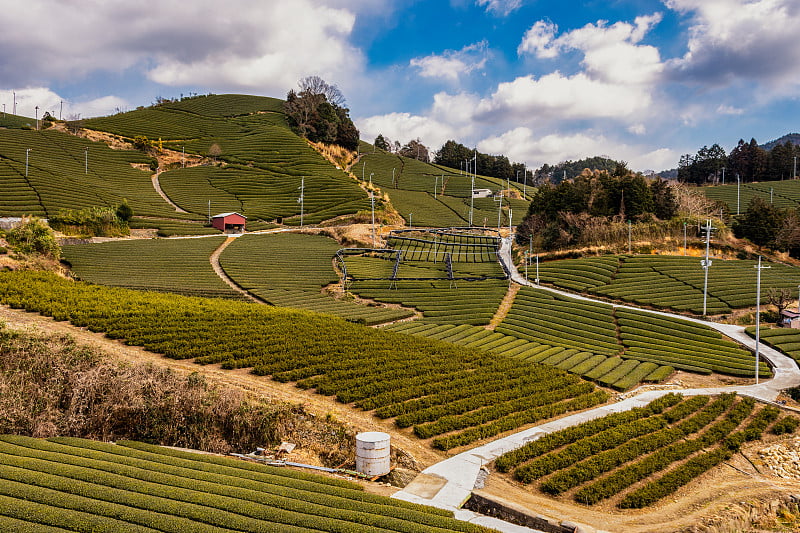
top-left (151, 170), bottom-right (189, 213)
top-left (392, 237), bottom-right (800, 532)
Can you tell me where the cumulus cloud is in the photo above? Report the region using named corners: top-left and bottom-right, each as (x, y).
top-left (0, 1), bottom-right (362, 95)
top-left (474, 72), bottom-right (653, 121)
top-left (0, 88), bottom-right (128, 120)
top-left (665, 0), bottom-right (800, 87)
top-left (477, 127), bottom-right (678, 171)
top-left (519, 14), bottom-right (664, 85)
top-left (409, 41), bottom-right (489, 81)
top-left (476, 0), bottom-right (524, 17)
top-left (356, 112), bottom-right (466, 150)
top-left (517, 20), bottom-right (559, 58)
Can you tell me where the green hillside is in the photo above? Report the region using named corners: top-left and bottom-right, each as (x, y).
top-left (702, 179), bottom-right (800, 212)
top-left (0, 128), bottom-right (178, 219)
top-left (0, 435), bottom-right (486, 532)
top-left (358, 148), bottom-right (531, 227)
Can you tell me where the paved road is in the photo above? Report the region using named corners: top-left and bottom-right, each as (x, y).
top-left (392, 237), bottom-right (800, 532)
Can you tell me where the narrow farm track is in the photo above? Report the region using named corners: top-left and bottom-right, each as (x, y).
top-left (208, 235), bottom-right (262, 303)
top-left (486, 283), bottom-right (519, 331)
top-left (151, 170), bottom-right (189, 213)
top-left (391, 237), bottom-right (800, 532)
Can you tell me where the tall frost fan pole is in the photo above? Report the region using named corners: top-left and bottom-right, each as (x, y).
top-left (754, 256), bottom-right (770, 384)
top-left (298, 176), bottom-right (305, 227)
top-left (701, 219), bottom-right (713, 316)
top-left (469, 149), bottom-right (476, 226)
top-left (370, 190), bottom-right (376, 247)
top-left (207, 200), bottom-right (211, 224)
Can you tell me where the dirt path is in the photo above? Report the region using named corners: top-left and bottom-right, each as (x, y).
top-left (0, 305), bottom-right (445, 470)
top-left (487, 282), bottom-right (519, 331)
top-left (208, 236), bottom-right (262, 303)
top-left (151, 170), bottom-right (189, 213)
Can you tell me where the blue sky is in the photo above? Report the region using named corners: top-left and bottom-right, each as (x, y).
top-left (2, 0), bottom-right (799, 172)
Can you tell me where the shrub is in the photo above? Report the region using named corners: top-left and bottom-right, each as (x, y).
top-left (4, 217), bottom-right (60, 259)
top-left (771, 416), bottom-right (800, 435)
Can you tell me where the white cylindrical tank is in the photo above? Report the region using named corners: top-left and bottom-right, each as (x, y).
top-left (355, 431), bottom-right (391, 476)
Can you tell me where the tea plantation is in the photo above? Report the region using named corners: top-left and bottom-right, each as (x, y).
top-left (0, 271), bottom-right (609, 451)
top-left (702, 180), bottom-right (800, 212)
top-left (358, 148), bottom-right (530, 228)
top-left (0, 435), bottom-right (489, 532)
top-left (536, 254), bottom-right (800, 314)
top-left (495, 393), bottom-right (791, 508)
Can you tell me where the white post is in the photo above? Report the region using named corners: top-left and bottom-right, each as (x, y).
top-left (509, 208), bottom-right (513, 236)
top-left (12, 90), bottom-right (16, 115)
top-left (35, 105), bottom-right (39, 130)
top-left (25, 148), bottom-right (30, 177)
top-left (754, 256), bottom-right (770, 384)
top-left (702, 219), bottom-right (712, 316)
top-left (770, 187), bottom-right (774, 204)
top-left (182, 146), bottom-right (185, 168)
top-left (362, 161), bottom-right (366, 181)
top-left (298, 176), bottom-right (305, 227)
top-left (370, 191), bottom-right (376, 247)
top-left (523, 167), bottom-right (527, 197)
top-left (535, 254), bottom-right (540, 286)
top-left (737, 174), bottom-right (741, 215)
top-left (524, 252), bottom-right (528, 281)
top-left (369, 172), bottom-right (373, 187)
top-left (207, 200), bottom-right (211, 224)
top-left (470, 173), bottom-right (475, 226)
top-left (722, 167), bottom-right (725, 185)
top-left (392, 168), bottom-right (396, 187)
top-left (497, 193), bottom-right (503, 229)
top-left (84, 147), bottom-right (88, 174)
top-left (408, 212), bottom-right (412, 228)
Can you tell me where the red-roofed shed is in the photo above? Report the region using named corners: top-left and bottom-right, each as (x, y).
top-left (211, 212), bottom-right (246, 233)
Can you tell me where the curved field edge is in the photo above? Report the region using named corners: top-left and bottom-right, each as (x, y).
top-left (0, 271), bottom-right (609, 451)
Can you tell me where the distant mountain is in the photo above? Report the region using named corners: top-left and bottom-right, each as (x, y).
top-left (760, 133), bottom-right (800, 151)
top-left (657, 168), bottom-right (678, 180)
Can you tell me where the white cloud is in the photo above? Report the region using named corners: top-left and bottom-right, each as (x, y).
top-left (0, 1), bottom-right (363, 95)
top-left (475, 72), bottom-right (653, 121)
top-left (665, 0), bottom-right (800, 88)
top-left (409, 41), bottom-right (489, 81)
top-left (519, 14), bottom-right (663, 85)
top-left (716, 104), bottom-right (744, 115)
top-left (0, 88), bottom-right (128, 120)
top-left (517, 21), bottom-right (559, 58)
top-left (476, 0), bottom-right (524, 17)
top-left (356, 112), bottom-right (465, 149)
top-left (477, 127), bottom-right (678, 171)
top-left (628, 124), bottom-right (647, 135)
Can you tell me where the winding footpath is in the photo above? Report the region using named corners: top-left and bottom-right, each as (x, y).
top-left (392, 237), bottom-right (800, 532)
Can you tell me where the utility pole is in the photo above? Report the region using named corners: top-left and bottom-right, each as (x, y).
top-left (524, 251), bottom-right (528, 282)
top-left (701, 219), bottom-right (713, 316)
top-left (470, 149), bottom-right (476, 226)
top-left (509, 208), bottom-right (513, 235)
top-left (182, 146), bottom-right (185, 168)
top-left (362, 161), bottom-right (365, 181)
top-left (84, 147), bottom-right (88, 174)
top-left (298, 176), bottom-right (305, 227)
top-left (628, 220), bottom-right (632, 254)
top-left (2, 104), bottom-right (4, 118)
top-left (392, 167), bottom-right (396, 188)
top-left (35, 105), bottom-right (39, 130)
top-left (535, 254), bottom-right (540, 286)
top-left (770, 187), bottom-right (774, 204)
top-left (370, 191), bottom-right (376, 247)
top-left (737, 174), bottom-right (741, 215)
top-left (496, 192), bottom-right (503, 229)
top-left (408, 212), bottom-right (412, 228)
top-left (59, 100), bottom-right (63, 120)
top-left (369, 172), bottom-right (373, 187)
top-left (683, 222), bottom-right (687, 256)
top-left (721, 167), bottom-right (725, 185)
top-left (25, 148), bottom-right (31, 177)
top-left (754, 256), bottom-right (770, 384)
top-left (12, 90), bottom-right (16, 115)
top-left (208, 200), bottom-right (211, 224)
top-left (795, 156), bottom-right (798, 180)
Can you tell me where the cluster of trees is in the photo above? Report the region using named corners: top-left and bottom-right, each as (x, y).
top-left (433, 140), bottom-right (528, 182)
top-left (373, 135), bottom-right (432, 162)
top-left (534, 156), bottom-right (623, 185)
top-left (678, 137), bottom-right (800, 184)
top-left (284, 76), bottom-right (359, 151)
top-left (517, 166), bottom-right (678, 251)
top-left (733, 197), bottom-right (800, 256)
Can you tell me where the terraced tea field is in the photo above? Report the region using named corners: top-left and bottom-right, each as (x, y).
top-left (494, 393), bottom-right (787, 508)
top-left (702, 180), bottom-right (800, 212)
top-left (0, 271), bottom-right (609, 452)
top-left (62, 237), bottom-right (242, 299)
top-left (0, 435), bottom-right (486, 532)
top-left (0, 128), bottom-right (181, 219)
top-left (749, 327), bottom-right (800, 366)
top-left (219, 232), bottom-right (414, 325)
top-left (536, 254), bottom-right (800, 314)
top-left (358, 149), bottom-right (530, 227)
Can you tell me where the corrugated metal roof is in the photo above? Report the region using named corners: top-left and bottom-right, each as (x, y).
top-left (212, 212), bottom-right (247, 219)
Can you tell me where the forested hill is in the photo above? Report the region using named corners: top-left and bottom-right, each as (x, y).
top-left (761, 133), bottom-right (800, 151)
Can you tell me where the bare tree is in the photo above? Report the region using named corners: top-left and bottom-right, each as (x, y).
top-left (767, 287), bottom-right (794, 315)
top-left (298, 76), bottom-right (345, 108)
top-left (207, 143), bottom-right (222, 162)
